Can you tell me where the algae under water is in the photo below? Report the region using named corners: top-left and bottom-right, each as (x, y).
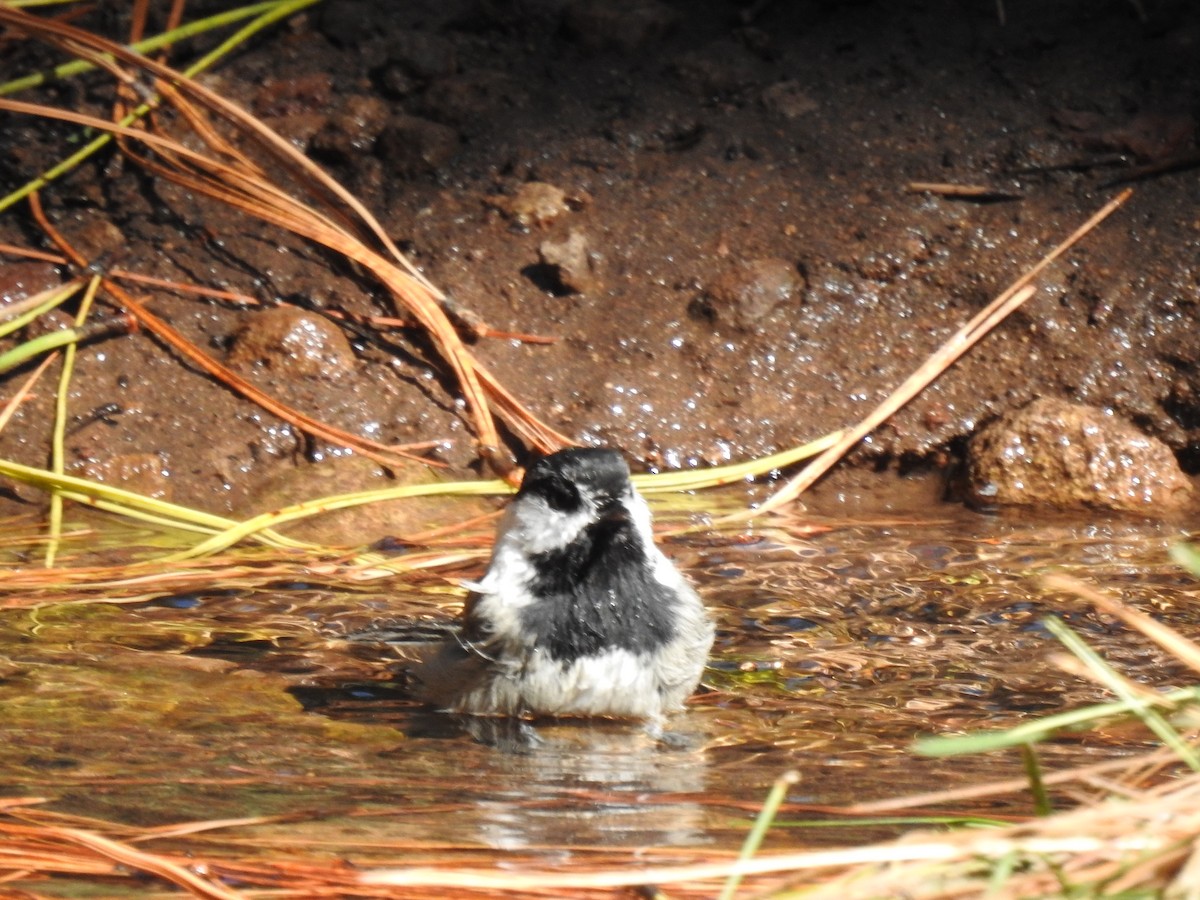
top-left (1, 492), bottom-right (1197, 882)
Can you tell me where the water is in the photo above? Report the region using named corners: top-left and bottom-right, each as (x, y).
top-left (1, 493), bottom-right (1196, 883)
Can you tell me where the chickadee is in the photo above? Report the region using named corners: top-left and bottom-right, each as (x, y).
top-left (414, 448), bottom-right (713, 720)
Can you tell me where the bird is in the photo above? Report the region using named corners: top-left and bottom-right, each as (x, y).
top-left (413, 448), bottom-right (713, 721)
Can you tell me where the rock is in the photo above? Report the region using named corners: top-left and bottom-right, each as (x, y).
top-left (562, 0), bottom-right (680, 53)
top-left (691, 258), bottom-right (804, 330)
top-left (309, 94), bottom-right (391, 162)
top-left (490, 181), bottom-right (570, 228)
top-left (388, 29), bottom-right (457, 80)
top-left (966, 397), bottom-right (1193, 514)
top-left (537, 229), bottom-right (601, 294)
top-left (377, 116), bottom-right (460, 178)
top-left (227, 307), bottom-right (356, 381)
top-left (761, 80), bottom-right (819, 119)
top-left (422, 71), bottom-right (527, 130)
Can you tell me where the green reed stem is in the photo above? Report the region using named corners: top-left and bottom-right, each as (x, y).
top-left (1042, 616), bottom-right (1200, 771)
top-left (0, 327), bottom-right (82, 375)
top-left (1020, 743), bottom-right (1052, 816)
top-left (719, 770), bottom-right (800, 900)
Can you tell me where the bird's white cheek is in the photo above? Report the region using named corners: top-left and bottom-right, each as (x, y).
top-left (504, 497), bottom-right (595, 556)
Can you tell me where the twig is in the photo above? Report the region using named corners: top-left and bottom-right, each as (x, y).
top-left (740, 188), bottom-right (1132, 519)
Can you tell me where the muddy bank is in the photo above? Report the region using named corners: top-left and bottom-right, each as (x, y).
top-left (1, 0), bottom-right (1199, 522)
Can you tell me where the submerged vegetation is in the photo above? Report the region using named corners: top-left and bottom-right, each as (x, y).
top-left (0, 1), bottom-right (1197, 898)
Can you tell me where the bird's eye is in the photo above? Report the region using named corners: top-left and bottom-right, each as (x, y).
top-left (533, 476), bottom-right (581, 512)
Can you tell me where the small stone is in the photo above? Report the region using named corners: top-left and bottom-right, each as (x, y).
top-left (377, 116), bottom-right (460, 178)
top-left (422, 71), bottom-right (526, 130)
top-left (309, 94), bottom-right (391, 162)
top-left (227, 307), bottom-right (356, 381)
top-left (966, 397), bottom-right (1193, 514)
top-left (692, 258), bottom-right (804, 330)
top-left (388, 29), bottom-right (457, 80)
top-left (562, 0), bottom-right (680, 53)
top-left (538, 229), bottom-right (601, 294)
top-left (492, 182), bottom-right (570, 228)
top-left (762, 80), bottom-right (819, 119)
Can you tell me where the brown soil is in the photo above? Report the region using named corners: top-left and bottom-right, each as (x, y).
top-left (2, 0), bottom-right (1199, 523)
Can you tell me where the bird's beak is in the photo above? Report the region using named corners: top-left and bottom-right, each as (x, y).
top-left (599, 500), bottom-right (631, 524)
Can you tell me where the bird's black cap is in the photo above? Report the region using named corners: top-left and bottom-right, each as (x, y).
top-left (518, 448), bottom-right (631, 513)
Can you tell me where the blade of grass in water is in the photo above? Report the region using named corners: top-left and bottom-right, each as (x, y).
top-left (1021, 743), bottom-right (1052, 816)
top-left (0, 458), bottom-right (310, 551)
top-left (914, 685), bottom-right (1200, 757)
top-left (1041, 616), bottom-right (1200, 772)
top-left (718, 770), bottom-right (799, 900)
top-left (916, 617), bottom-right (1200, 769)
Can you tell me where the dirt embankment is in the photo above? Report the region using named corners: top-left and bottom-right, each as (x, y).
top-left (1, 0), bottom-right (1198, 523)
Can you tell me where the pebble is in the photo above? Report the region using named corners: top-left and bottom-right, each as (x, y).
top-left (227, 307), bottom-right (356, 381)
top-left (562, 0), bottom-right (680, 53)
top-left (692, 258), bottom-right (805, 330)
top-left (491, 182), bottom-right (571, 228)
top-left (377, 116), bottom-right (460, 178)
top-left (538, 229), bottom-right (601, 294)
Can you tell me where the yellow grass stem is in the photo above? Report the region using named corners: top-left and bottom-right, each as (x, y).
top-left (166, 433), bottom-right (844, 560)
top-left (0, 279), bottom-right (83, 339)
top-left (0, 1), bottom-right (306, 97)
top-left (46, 275), bottom-right (100, 567)
top-left (631, 430), bottom-right (843, 494)
top-left (165, 478), bottom-right (512, 561)
top-left (0, 0), bottom-right (321, 215)
top-left (0, 458), bottom-right (307, 550)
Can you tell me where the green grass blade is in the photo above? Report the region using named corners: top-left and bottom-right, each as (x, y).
top-left (0, 328), bottom-right (81, 374)
top-left (1042, 616), bottom-right (1200, 771)
top-left (1021, 743), bottom-right (1052, 816)
top-left (0, 1), bottom-right (289, 97)
top-left (1169, 542), bottom-right (1200, 579)
top-left (718, 770), bottom-right (799, 900)
top-left (914, 685), bottom-right (1200, 757)
top-left (0, 280), bottom-right (82, 339)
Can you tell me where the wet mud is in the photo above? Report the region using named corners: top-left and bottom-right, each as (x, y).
top-left (1, 0), bottom-right (1200, 521)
